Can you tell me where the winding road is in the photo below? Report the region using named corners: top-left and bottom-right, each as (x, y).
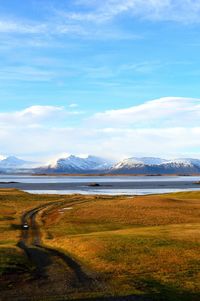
top-left (18, 201), bottom-right (93, 287)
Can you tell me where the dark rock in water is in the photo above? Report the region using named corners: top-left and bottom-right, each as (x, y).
top-left (0, 181), bottom-right (19, 184)
top-left (88, 183), bottom-right (100, 187)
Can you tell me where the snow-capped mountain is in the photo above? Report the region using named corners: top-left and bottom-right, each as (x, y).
top-left (134, 157), bottom-right (168, 165)
top-left (0, 156), bottom-right (35, 169)
top-left (171, 158), bottom-right (200, 167)
top-left (110, 157), bottom-right (200, 174)
top-left (0, 155), bottom-right (6, 161)
top-left (39, 155), bottom-right (114, 173)
top-left (113, 157), bottom-right (167, 169)
top-left (0, 154), bottom-right (200, 174)
top-left (38, 155), bottom-right (200, 174)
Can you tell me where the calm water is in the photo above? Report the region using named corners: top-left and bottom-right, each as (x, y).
top-left (0, 175), bottom-right (200, 195)
top-left (0, 174), bottom-right (200, 183)
top-left (24, 188), bottom-right (200, 195)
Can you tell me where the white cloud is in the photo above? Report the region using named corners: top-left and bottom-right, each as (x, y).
top-left (0, 0), bottom-right (199, 47)
top-left (72, 0), bottom-right (200, 24)
top-left (0, 105), bottom-right (77, 127)
top-left (1, 97), bottom-right (200, 161)
top-left (0, 20), bottom-right (47, 34)
top-left (0, 66), bottom-right (55, 82)
top-left (0, 17), bottom-right (85, 36)
top-left (89, 127), bottom-right (200, 159)
top-left (69, 103), bottom-right (78, 108)
top-left (1, 124), bottom-right (200, 161)
top-left (91, 97), bottom-right (200, 128)
top-left (1, 0), bottom-right (199, 42)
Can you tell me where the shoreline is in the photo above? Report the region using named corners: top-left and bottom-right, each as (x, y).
top-left (1, 173), bottom-right (200, 177)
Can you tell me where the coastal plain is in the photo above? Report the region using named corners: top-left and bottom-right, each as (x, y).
top-left (1, 189), bottom-right (200, 300)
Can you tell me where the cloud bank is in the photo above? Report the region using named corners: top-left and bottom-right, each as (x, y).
top-left (1, 97), bottom-right (200, 161)
top-left (91, 97), bottom-right (200, 127)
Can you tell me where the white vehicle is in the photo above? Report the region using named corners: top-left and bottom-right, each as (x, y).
top-left (22, 223), bottom-right (29, 229)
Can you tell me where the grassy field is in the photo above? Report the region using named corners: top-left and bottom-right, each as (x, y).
top-left (1, 189), bottom-right (200, 300)
top-left (0, 190), bottom-right (67, 283)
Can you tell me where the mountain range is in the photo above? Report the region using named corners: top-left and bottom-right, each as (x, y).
top-left (1, 155), bottom-right (200, 175)
top-left (40, 155), bottom-right (114, 173)
top-left (110, 157), bottom-right (200, 175)
top-left (0, 156), bottom-right (36, 170)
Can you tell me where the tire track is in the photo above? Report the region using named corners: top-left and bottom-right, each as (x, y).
top-left (18, 200), bottom-right (93, 286)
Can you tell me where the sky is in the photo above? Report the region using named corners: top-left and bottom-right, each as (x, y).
top-left (0, 0), bottom-right (200, 162)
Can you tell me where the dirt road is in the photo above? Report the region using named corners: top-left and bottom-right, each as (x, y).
top-left (19, 201), bottom-right (93, 284)
top-left (2, 200), bottom-right (97, 301)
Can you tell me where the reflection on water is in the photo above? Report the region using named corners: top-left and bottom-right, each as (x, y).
top-left (24, 188), bottom-right (200, 195)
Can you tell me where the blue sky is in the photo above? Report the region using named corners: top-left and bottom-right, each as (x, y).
top-left (0, 0), bottom-right (200, 161)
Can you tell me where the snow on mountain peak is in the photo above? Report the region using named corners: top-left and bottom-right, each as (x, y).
top-left (1, 154), bottom-right (200, 174)
top-left (113, 158), bottom-right (144, 169)
top-left (0, 155), bottom-right (7, 161)
top-left (0, 156), bottom-right (35, 168)
top-left (48, 154), bottom-right (113, 171)
top-left (113, 157), bottom-right (168, 169)
top-left (165, 158), bottom-right (200, 167)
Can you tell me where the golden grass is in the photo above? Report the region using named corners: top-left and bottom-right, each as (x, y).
top-left (0, 189), bottom-right (69, 275)
top-left (2, 189), bottom-right (200, 299)
top-left (41, 191), bottom-right (200, 297)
